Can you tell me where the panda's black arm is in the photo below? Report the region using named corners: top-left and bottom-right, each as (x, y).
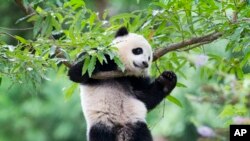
top-left (133, 71), bottom-right (177, 110)
top-left (68, 60), bottom-right (87, 83)
top-left (68, 55), bottom-right (117, 84)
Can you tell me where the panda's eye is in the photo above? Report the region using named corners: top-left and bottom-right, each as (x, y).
top-left (132, 48), bottom-right (143, 55)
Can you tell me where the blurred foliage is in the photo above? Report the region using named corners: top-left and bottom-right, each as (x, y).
top-left (0, 72), bottom-right (86, 141)
top-left (0, 0), bottom-right (250, 141)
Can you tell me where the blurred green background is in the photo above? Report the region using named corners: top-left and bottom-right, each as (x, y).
top-left (1, 0), bottom-right (250, 141)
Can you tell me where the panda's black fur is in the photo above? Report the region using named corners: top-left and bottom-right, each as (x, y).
top-left (115, 26), bottom-right (129, 37)
top-left (68, 27), bottom-right (177, 141)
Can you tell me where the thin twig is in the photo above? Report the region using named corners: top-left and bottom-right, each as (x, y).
top-left (0, 32), bottom-right (17, 39)
top-left (0, 27), bottom-right (33, 31)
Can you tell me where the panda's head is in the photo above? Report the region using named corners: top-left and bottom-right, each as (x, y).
top-left (112, 27), bottom-right (153, 76)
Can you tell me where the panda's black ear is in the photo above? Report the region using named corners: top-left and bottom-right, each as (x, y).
top-left (115, 27), bottom-right (128, 38)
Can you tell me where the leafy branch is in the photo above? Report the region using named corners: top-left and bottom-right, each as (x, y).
top-left (15, 0), bottom-right (72, 69)
top-left (14, 0), bottom-right (224, 79)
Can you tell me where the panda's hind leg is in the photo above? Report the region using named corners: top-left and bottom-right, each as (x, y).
top-left (89, 123), bottom-right (116, 141)
top-left (89, 122), bottom-right (152, 141)
top-left (129, 122), bottom-right (153, 141)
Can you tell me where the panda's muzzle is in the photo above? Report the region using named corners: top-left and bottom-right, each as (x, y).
top-left (142, 61), bottom-right (149, 68)
top-left (133, 61), bottom-right (148, 69)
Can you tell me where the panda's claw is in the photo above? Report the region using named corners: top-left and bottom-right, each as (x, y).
top-left (156, 71), bottom-right (177, 93)
top-left (162, 71), bottom-right (177, 81)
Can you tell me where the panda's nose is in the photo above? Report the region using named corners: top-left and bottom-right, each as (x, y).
top-left (142, 61), bottom-right (148, 68)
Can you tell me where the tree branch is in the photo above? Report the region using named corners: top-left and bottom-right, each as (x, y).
top-left (91, 32), bottom-right (223, 79)
top-left (15, 0), bottom-right (223, 79)
top-left (182, 40), bottom-right (212, 51)
top-left (153, 32), bottom-right (222, 61)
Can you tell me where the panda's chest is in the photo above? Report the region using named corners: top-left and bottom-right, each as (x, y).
top-left (79, 81), bottom-right (147, 126)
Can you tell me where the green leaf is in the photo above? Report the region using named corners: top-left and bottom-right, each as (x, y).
top-left (27, 15), bottom-right (38, 22)
top-left (230, 27), bottom-right (244, 41)
top-left (0, 77), bottom-right (2, 86)
top-left (89, 12), bottom-right (97, 28)
top-left (97, 52), bottom-right (106, 65)
top-left (51, 16), bottom-right (61, 31)
top-left (114, 56), bottom-right (125, 72)
top-left (64, 83), bottom-right (78, 99)
top-left (235, 67), bottom-right (244, 79)
top-left (15, 36), bottom-right (27, 44)
top-left (176, 82), bottom-right (187, 88)
top-left (35, 6), bottom-right (44, 14)
top-left (219, 104), bottom-right (248, 119)
top-left (175, 60), bottom-right (187, 72)
top-left (240, 52), bottom-right (250, 68)
top-left (33, 16), bottom-right (43, 37)
top-left (219, 105), bottom-right (235, 118)
top-left (55, 13), bottom-right (64, 23)
top-left (82, 56), bottom-right (90, 75)
top-left (107, 51), bottom-right (116, 60)
top-left (64, 0), bottom-right (85, 9)
top-left (88, 56), bottom-right (97, 77)
top-left (167, 95), bottom-right (183, 108)
top-left (41, 16), bottom-right (52, 37)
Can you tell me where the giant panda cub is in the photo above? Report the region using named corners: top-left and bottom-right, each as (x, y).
top-left (68, 27), bottom-right (177, 141)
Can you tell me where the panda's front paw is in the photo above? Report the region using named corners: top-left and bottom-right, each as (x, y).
top-left (156, 71), bottom-right (177, 93)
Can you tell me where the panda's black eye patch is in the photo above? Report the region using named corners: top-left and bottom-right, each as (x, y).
top-left (132, 47), bottom-right (143, 55)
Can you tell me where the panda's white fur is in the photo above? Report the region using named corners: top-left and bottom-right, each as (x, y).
top-left (80, 32), bottom-right (152, 140)
top-left (80, 81), bottom-right (147, 139)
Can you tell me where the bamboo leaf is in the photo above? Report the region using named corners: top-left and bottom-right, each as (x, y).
top-left (82, 56), bottom-right (90, 75)
top-left (97, 52), bottom-right (105, 65)
top-left (51, 16), bottom-right (61, 31)
top-left (15, 36), bottom-right (27, 44)
top-left (64, 83), bottom-right (78, 99)
top-left (41, 16), bottom-right (52, 37)
top-left (87, 56), bottom-right (96, 77)
top-left (235, 67), bottom-right (244, 79)
top-left (33, 16), bottom-right (43, 37)
top-left (167, 95), bottom-right (183, 108)
top-left (176, 82), bottom-right (187, 88)
top-left (114, 56), bottom-right (125, 72)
